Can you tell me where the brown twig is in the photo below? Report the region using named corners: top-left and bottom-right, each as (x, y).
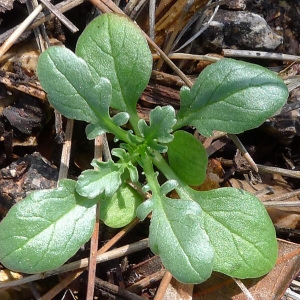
top-left (26, 0), bottom-right (46, 52)
top-left (148, 0), bottom-right (156, 40)
top-left (0, 4), bottom-right (43, 58)
top-left (153, 271), bottom-right (173, 300)
top-left (228, 134), bottom-right (258, 173)
top-left (86, 135), bottom-right (103, 300)
top-left (1, 239), bottom-right (149, 291)
top-left (124, 0), bottom-right (140, 15)
top-left (156, 0), bottom-right (193, 70)
top-left (127, 269), bottom-right (166, 293)
top-left (39, 270), bottom-right (84, 300)
top-left (233, 278), bottom-right (255, 300)
top-left (262, 188), bottom-right (300, 202)
top-left (152, 52), bottom-right (220, 62)
top-left (37, 218), bottom-right (141, 299)
top-left (257, 164), bottom-right (300, 179)
top-left (39, 0), bottom-right (78, 32)
top-left (0, 0), bottom-right (85, 45)
top-left (57, 119), bottom-right (74, 181)
top-left (94, 277), bottom-right (146, 300)
top-left (98, 217), bottom-right (141, 255)
top-left (223, 49), bottom-right (300, 62)
top-left (263, 200), bottom-right (300, 208)
top-left (86, 206), bottom-right (100, 300)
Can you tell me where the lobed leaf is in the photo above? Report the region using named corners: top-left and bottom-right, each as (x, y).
top-left (100, 182), bottom-right (143, 228)
top-left (138, 106), bottom-right (176, 152)
top-left (137, 195), bottom-right (214, 284)
top-left (76, 159), bottom-right (123, 198)
top-left (76, 13), bottom-right (152, 115)
top-left (111, 148), bottom-right (139, 182)
top-left (167, 130), bottom-right (207, 186)
top-left (176, 58), bottom-right (288, 136)
top-left (190, 187), bottom-right (278, 278)
top-left (0, 179), bottom-right (97, 273)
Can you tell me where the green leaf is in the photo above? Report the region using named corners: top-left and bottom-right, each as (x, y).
top-left (168, 130), bottom-right (207, 186)
top-left (160, 179), bottom-right (178, 195)
top-left (137, 194), bottom-right (214, 284)
top-left (190, 187), bottom-right (278, 278)
top-left (100, 182), bottom-right (143, 228)
top-left (76, 13), bottom-right (152, 115)
top-left (37, 47), bottom-right (112, 127)
top-left (0, 179), bottom-right (97, 273)
top-left (138, 106), bottom-right (176, 152)
top-left (111, 148), bottom-right (139, 182)
top-left (112, 112), bottom-right (130, 127)
top-left (176, 58), bottom-right (288, 136)
top-left (76, 159), bottom-right (122, 198)
top-left (86, 123), bottom-right (106, 140)
top-left (136, 198), bottom-right (153, 221)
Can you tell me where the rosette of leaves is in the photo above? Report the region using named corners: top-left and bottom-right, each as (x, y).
top-left (0, 13), bottom-right (287, 284)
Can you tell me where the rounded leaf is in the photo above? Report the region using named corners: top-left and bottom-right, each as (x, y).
top-left (192, 187), bottom-right (278, 278)
top-left (177, 58), bottom-right (288, 136)
top-left (76, 13), bottom-right (152, 113)
top-left (100, 183), bottom-right (143, 228)
top-left (168, 130), bottom-right (207, 186)
top-left (37, 47), bottom-right (100, 123)
top-left (0, 180), bottom-right (96, 273)
top-left (149, 196), bottom-right (214, 284)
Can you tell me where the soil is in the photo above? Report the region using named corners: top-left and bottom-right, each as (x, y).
top-left (0, 0), bottom-right (300, 299)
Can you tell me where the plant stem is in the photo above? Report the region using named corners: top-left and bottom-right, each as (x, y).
top-left (141, 153), bottom-right (161, 196)
top-left (105, 120), bottom-right (132, 145)
top-left (127, 109), bottom-right (141, 136)
top-left (172, 114), bottom-right (191, 132)
top-left (151, 151), bottom-right (194, 200)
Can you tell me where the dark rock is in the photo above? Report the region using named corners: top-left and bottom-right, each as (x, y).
top-left (197, 9), bottom-right (283, 52)
top-left (3, 94), bottom-right (46, 135)
top-left (0, 152), bottom-right (58, 218)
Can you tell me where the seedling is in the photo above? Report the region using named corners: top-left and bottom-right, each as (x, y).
top-left (0, 14), bottom-right (288, 284)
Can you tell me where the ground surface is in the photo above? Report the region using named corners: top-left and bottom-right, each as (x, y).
top-left (0, 0), bottom-right (300, 299)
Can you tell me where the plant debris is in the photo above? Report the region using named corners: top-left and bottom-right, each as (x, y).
top-left (0, 0), bottom-right (299, 299)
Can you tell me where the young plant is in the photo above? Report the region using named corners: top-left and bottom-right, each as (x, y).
top-left (0, 13), bottom-right (288, 284)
